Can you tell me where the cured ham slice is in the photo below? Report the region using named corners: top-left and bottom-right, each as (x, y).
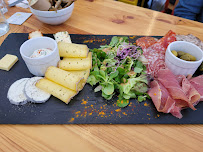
top-left (136, 37), bottom-right (158, 49)
top-left (148, 70), bottom-right (202, 118)
top-left (137, 30), bottom-right (202, 119)
top-left (148, 80), bottom-right (182, 118)
top-left (136, 30), bottom-right (176, 77)
top-left (176, 75), bottom-right (200, 106)
top-left (157, 68), bottom-right (196, 110)
top-left (155, 30), bottom-right (176, 49)
top-left (190, 75), bottom-right (203, 101)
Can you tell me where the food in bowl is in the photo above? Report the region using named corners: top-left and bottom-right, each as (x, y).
top-left (29, 0), bottom-right (75, 11)
top-left (29, 0), bottom-right (51, 11)
top-left (176, 34), bottom-right (203, 71)
top-left (48, 0), bottom-right (75, 11)
top-left (165, 41), bottom-right (203, 76)
top-left (171, 50), bottom-right (196, 61)
top-left (30, 48), bottom-right (53, 58)
top-left (29, 1), bottom-right (74, 25)
top-left (20, 37), bottom-right (60, 76)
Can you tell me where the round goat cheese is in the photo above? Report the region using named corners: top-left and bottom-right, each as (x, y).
top-left (24, 77), bottom-right (51, 103)
top-left (7, 78), bottom-right (30, 105)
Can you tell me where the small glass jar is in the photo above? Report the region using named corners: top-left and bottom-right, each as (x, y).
top-left (0, 9), bottom-right (9, 37)
top-left (0, 0), bottom-right (8, 14)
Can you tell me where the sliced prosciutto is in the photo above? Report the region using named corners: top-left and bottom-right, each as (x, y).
top-left (176, 75), bottom-right (200, 106)
top-left (148, 80), bottom-right (183, 118)
top-left (136, 30), bottom-right (176, 77)
top-left (148, 68), bottom-right (203, 118)
top-left (137, 30), bottom-right (203, 119)
top-left (157, 68), bottom-right (196, 110)
top-left (190, 75), bottom-right (203, 101)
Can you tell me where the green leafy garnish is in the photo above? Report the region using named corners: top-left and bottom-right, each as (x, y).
top-left (87, 36), bottom-right (150, 108)
top-left (117, 98), bottom-right (129, 108)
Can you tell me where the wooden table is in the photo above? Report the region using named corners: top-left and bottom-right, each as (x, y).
top-left (0, 0), bottom-right (203, 151)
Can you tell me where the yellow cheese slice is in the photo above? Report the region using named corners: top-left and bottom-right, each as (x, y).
top-left (58, 52), bottom-right (92, 71)
top-left (45, 66), bottom-right (84, 91)
top-left (58, 42), bottom-right (89, 58)
top-left (69, 69), bottom-right (90, 82)
top-left (36, 78), bottom-right (77, 104)
top-left (68, 69), bottom-right (90, 91)
top-left (0, 54), bottom-right (18, 71)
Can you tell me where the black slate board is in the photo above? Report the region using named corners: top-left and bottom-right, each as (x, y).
top-left (0, 33), bottom-right (202, 124)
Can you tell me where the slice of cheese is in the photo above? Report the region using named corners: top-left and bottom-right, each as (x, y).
top-left (24, 77), bottom-right (51, 103)
top-left (36, 78), bottom-right (77, 104)
top-left (7, 78), bottom-right (29, 105)
top-left (69, 69), bottom-right (90, 91)
top-left (54, 31), bottom-right (72, 43)
top-left (45, 66), bottom-right (84, 91)
top-left (0, 54), bottom-right (18, 71)
top-left (58, 42), bottom-right (89, 58)
top-left (58, 52), bottom-right (92, 71)
top-left (69, 69), bottom-right (90, 82)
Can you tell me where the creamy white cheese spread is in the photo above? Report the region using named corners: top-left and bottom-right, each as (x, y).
top-left (30, 48), bottom-right (52, 58)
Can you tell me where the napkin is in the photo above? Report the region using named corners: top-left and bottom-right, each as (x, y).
top-left (8, 0), bottom-right (29, 9)
top-left (7, 12), bottom-right (32, 25)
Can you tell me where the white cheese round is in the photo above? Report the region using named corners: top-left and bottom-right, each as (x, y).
top-left (24, 77), bottom-right (51, 103)
top-left (7, 78), bottom-right (30, 105)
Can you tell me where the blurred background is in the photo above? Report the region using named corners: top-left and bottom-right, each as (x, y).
top-left (116, 0), bottom-right (179, 15)
top-left (116, 0), bottom-right (203, 23)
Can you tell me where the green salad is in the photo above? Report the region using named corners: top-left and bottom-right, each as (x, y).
top-left (87, 36), bottom-right (150, 107)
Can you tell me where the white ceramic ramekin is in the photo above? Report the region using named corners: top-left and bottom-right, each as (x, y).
top-left (20, 37), bottom-right (60, 76)
top-left (165, 41), bottom-right (203, 76)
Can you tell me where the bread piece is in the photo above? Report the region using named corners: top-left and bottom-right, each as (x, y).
top-left (28, 30), bottom-right (43, 39)
top-left (58, 42), bottom-right (89, 58)
top-left (7, 78), bottom-right (29, 105)
top-left (0, 54), bottom-right (18, 71)
top-left (54, 31), bottom-right (72, 43)
top-left (24, 77), bottom-right (51, 103)
top-left (45, 66), bottom-right (84, 91)
top-left (29, 0), bottom-right (38, 6)
top-left (36, 78), bottom-right (77, 104)
top-left (58, 52), bottom-right (92, 71)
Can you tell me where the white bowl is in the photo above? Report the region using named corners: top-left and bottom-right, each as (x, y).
top-left (165, 41), bottom-right (203, 76)
top-left (20, 37), bottom-right (60, 76)
top-left (29, 3), bottom-right (74, 25)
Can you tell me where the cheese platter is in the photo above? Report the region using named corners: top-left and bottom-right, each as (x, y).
top-left (0, 32), bottom-right (202, 124)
